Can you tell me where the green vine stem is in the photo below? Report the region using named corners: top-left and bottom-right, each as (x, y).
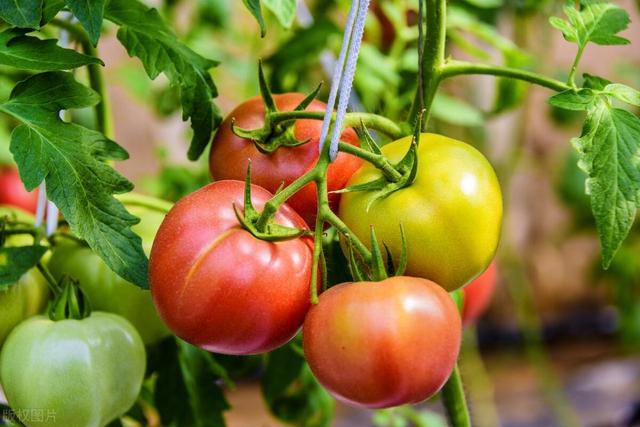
top-left (409, 0), bottom-right (448, 126)
top-left (37, 262), bottom-right (62, 295)
top-left (268, 111), bottom-right (406, 139)
top-left (51, 19), bottom-right (115, 139)
top-left (441, 60), bottom-right (571, 92)
top-left (441, 364), bottom-right (472, 427)
top-left (337, 142), bottom-right (402, 182)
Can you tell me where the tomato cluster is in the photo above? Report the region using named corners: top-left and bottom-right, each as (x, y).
top-left (149, 94), bottom-right (503, 408)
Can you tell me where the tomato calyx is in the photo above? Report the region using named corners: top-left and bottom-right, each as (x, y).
top-left (335, 118), bottom-right (422, 210)
top-left (230, 62), bottom-right (322, 154)
top-left (346, 225), bottom-right (408, 282)
top-left (233, 164), bottom-right (310, 242)
top-left (48, 275), bottom-right (91, 321)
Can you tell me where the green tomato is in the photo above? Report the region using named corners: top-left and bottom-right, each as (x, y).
top-left (339, 133), bottom-right (503, 291)
top-left (0, 312), bottom-right (145, 427)
top-left (48, 199), bottom-right (170, 345)
top-left (0, 207), bottom-right (49, 347)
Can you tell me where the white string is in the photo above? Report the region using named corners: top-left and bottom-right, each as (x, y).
top-left (317, 0), bottom-right (358, 156)
top-left (328, 0), bottom-right (369, 161)
top-left (297, 0), bottom-right (365, 113)
top-left (317, 0), bottom-right (370, 162)
top-left (35, 12), bottom-right (72, 234)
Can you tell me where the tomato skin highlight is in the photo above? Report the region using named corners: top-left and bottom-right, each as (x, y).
top-left (209, 93), bottom-right (362, 226)
top-left (339, 133), bottom-right (503, 291)
top-left (0, 312), bottom-right (146, 427)
top-left (149, 180), bottom-right (314, 355)
top-left (0, 167), bottom-right (38, 214)
top-left (462, 261), bottom-right (498, 325)
top-left (303, 277), bottom-right (461, 409)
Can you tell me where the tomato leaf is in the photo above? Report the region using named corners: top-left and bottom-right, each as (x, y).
top-left (0, 0), bottom-right (43, 28)
top-left (243, 0), bottom-right (266, 37)
top-left (0, 245), bottom-right (47, 287)
top-left (152, 338), bottom-right (230, 427)
top-left (604, 83), bottom-right (640, 107)
top-left (105, 0), bottom-right (221, 161)
top-left (263, 0), bottom-right (296, 29)
top-left (548, 88), bottom-right (596, 111)
top-left (0, 71), bottom-right (149, 288)
top-left (572, 100), bottom-right (640, 267)
top-left (42, 0), bottom-right (65, 25)
top-left (262, 340), bottom-right (334, 427)
top-left (63, 0), bottom-right (106, 45)
top-left (549, 0), bottom-right (630, 48)
top-left (0, 29), bottom-right (103, 71)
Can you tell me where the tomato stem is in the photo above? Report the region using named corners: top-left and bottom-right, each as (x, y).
top-left (409, 0), bottom-right (447, 128)
top-left (310, 181), bottom-right (327, 305)
top-left (37, 262), bottom-right (62, 295)
top-left (337, 142), bottom-right (402, 182)
top-left (268, 111), bottom-right (405, 140)
top-left (441, 364), bottom-right (472, 427)
top-left (441, 60), bottom-right (571, 92)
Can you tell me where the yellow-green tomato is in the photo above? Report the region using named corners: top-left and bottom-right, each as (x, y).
top-left (0, 312), bottom-right (146, 427)
top-left (48, 200), bottom-right (170, 345)
top-left (338, 133), bottom-right (503, 291)
top-left (0, 207), bottom-right (48, 347)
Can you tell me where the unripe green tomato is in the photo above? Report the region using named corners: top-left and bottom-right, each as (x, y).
top-left (0, 312), bottom-right (146, 427)
top-left (48, 200), bottom-right (170, 345)
top-left (0, 207), bottom-right (49, 347)
top-left (339, 133), bottom-right (503, 291)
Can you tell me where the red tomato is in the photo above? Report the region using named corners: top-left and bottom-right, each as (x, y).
top-left (209, 94), bottom-right (362, 226)
top-left (149, 180), bottom-right (314, 355)
top-left (462, 261), bottom-right (498, 325)
top-left (0, 167), bottom-right (38, 214)
top-left (303, 277), bottom-right (461, 408)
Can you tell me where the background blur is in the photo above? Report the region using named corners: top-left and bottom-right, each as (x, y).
top-left (3, 0), bottom-right (640, 426)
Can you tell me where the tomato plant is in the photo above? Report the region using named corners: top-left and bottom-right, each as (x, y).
top-left (303, 276), bottom-right (461, 408)
top-left (47, 197), bottom-right (171, 345)
top-left (0, 312), bottom-right (145, 427)
top-left (0, 167), bottom-right (38, 214)
top-left (209, 93), bottom-right (362, 225)
top-left (149, 180), bottom-right (314, 355)
top-left (462, 261), bottom-right (498, 325)
top-left (339, 133), bottom-right (502, 291)
top-left (0, 1), bottom-right (637, 426)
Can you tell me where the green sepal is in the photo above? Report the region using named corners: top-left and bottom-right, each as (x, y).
top-left (369, 226), bottom-right (388, 282)
top-left (258, 60), bottom-right (277, 114)
top-left (395, 224), bottom-right (408, 276)
top-left (48, 275), bottom-right (91, 321)
top-left (359, 122), bottom-right (383, 155)
top-left (233, 163), bottom-right (309, 242)
top-left (231, 65), bottom-right (320, 154)
top-left (450, 289), bottom-right (465, 313)
top-left (345, 237), bottom-right (367, 282)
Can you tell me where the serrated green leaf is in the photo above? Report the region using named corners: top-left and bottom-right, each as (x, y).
top-left (0, 245), bottom-right (47, 287)
top-left (243, 0), bottom-right (265, 37)
top-left (572, 99), bottom-right (640, 267)
top-left (42, 0), bottom-right (65, 25)
top-left (432, 93), bottom-right (484, 126)
top-left (64, 0), bottom-right (106, 45)
top-left (548, 88), bottom-right (596, 111)
top-left (551, 1), bottom-right (630, 48)
top-left (0, 71), bottom-right (149, 288)
top-left (0, 0), bottom-right (42, 28)
top-left (105, 0), bottom-right (220, 161)
top-left (604, 83), bottom-right (640, 107)
top-left (152, 339), bottom-right (230, 427)
top-left (0, 29), bottom-right (102, 71)
top-left (262, 340), bottom-right (334, 427)
top-left (263, 0), bottom-right (296, 29)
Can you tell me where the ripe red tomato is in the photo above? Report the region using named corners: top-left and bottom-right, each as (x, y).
top-left (149, 180), bottom-right (314, 355)
top-left (0, 167), bottom-right (38, 213)
top-left (303, 277), bottom-right (461, 408)
top-left (462, 261), bottom-right (498, 325)
top-left (209, 94), bottom-right (362, 226)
